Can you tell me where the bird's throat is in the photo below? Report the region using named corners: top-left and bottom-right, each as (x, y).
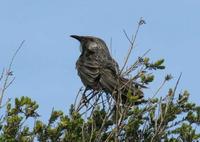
top-left (79, 44), bottom-right (83, 53)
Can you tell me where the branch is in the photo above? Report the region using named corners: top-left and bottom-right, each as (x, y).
top-left (120, 17), bottom-right (145, 74)
top-left (0, 40), bottom-right (25, 107)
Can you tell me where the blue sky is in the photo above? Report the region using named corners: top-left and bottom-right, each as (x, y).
top-left (0, 0), bottom-right (200, 121)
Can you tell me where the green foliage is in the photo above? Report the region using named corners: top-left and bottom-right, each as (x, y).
top-left (0, 96), bottom-right (38, 141)
top-left (0, 89), bottom-right (199, 142)
top-left (141, 57), bottom-right (165, 70)
top-left (0, 56), bottom-right (199, 141)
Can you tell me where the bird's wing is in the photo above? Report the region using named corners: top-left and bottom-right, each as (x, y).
top-left (98, 56), bottom-right (119, 75)
top-left (97, 56), bottom-right (120, 93)
top-left (76, 56), bottom-right (100, 89)
top-left (105, 58), bottom-right (119, 75)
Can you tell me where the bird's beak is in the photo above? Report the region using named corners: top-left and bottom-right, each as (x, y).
top-left (70, 35), bottom-right (82, 42)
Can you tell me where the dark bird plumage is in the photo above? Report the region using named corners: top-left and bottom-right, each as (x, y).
top-left (71, 35), bottom-right (143, 103)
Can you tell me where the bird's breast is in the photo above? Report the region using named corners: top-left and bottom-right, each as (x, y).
top-left (76, 56), bottom-right (101, 89)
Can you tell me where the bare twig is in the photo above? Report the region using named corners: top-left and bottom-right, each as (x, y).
top-left (0, 69), bottom-right (5, 82)
top-left (0, 40), bottom-right (25, 107)
top-left (120, 17), bottom-right (145, 74)
top-left (76, 90), bottom-right (98, 112)
top-left (0, 98), bottom-right (11, 109)
top-left (122, 49), bottom-right (151, 76)
top-left (123, 30), bottom-right (132, 44)
top-left (8, 40), bottom-right (25, 71)
top-left (152, 78), bottom-right (167, 99)
top-left (81, 93), bottom-right (103, 116)
top-left (74, 87), bottom-right (84, 108)
top-left (172, 73), bottom-right (182, 97)
top-left (81, 122), bottom-right (86, 142)
top-left (151, 74), bottom-right (182, 141)
top-left (4, 77), bottom-right (15, 90)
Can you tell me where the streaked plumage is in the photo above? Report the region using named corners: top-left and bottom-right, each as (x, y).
top-left (71, 35), bottom-right (143, 103)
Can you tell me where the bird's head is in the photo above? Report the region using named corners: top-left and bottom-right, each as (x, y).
top-left (70, 35), bottom-right (109, 54)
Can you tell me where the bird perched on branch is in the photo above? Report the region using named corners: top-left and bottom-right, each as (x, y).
top-left (71, 35), bottom-right (144, 104)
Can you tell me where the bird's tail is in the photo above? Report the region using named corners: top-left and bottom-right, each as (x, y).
top-left (118, 77), bottom-right (144, 104)
top-left (100, 72), bottom-right (144, 104)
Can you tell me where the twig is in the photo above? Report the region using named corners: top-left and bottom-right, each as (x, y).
top-left (0, 69), bottom-right (5, 81)
top-left (0, 40), bottom-right (25, 106)
top-left (75, 87), bottom-right (90, 111)
top-left (8, 40), bottom-right (25, 71)
top-left (81, 93), bottom-right (102, 116)
top-left (123, 30), bottom-right (132, 44)
top-left (122, 49), bottom-right (151, 76)
top-left (152, 78), bottom-right (167, 99)
top-left (90, 93), bottom-right (102, 115)
top-left (76, 91), bottom-right (99, 112)
top-left (5, 77), bottom-right (15, 90)
top-left (153, 73), bottom-right (182, 140)
top-left (89, 118), bottom-right (94, 142)
top-left (74, 87), bottom-right (83, 108)
top-left (0, 98), bottom-right (11, 109)
top-left (120, 17), bottom-right (145, 74)
top-left (81, 122), bottom-right (86, 142)
top-left (151, 73), bottom-right (182, 142)
top-left (172, 73), bottom-right (182, 97)
top-left (96, 100), bottom-right (114, 141)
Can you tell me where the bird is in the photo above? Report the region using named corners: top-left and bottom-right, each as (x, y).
top-left (70, 35), bottom-right (144, 104)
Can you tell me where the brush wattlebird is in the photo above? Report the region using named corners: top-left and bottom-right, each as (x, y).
top-left (71, 35), bottom-right (144, 104)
